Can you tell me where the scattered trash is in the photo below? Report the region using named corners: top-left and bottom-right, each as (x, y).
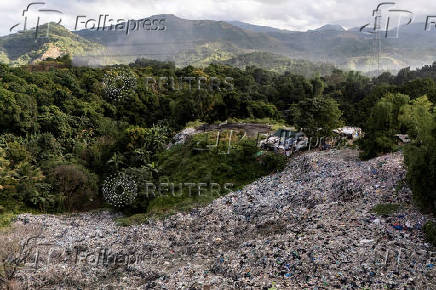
top-left (359, 239), bottom-right (374, 244)
top-left (394, 134), bottom-right (411, 144)
top-left (12, 149), bottom-right (435, 289)
top-left (333, 127), bottom-right (363, 140)
top-left (392, 224), bottom-right (404, 230)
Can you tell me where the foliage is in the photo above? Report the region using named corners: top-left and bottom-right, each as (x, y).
top-left (48, 164), bottom-right (98, 211)
top-left (403, 105), bottom-right (436, 212)
top-left (370, 203), bottom-right (401, 216)
top-left (359, 93), bottom-right (410, 160)
top-left (220, 52), bottom-right (336, 77)
top-left (0, 213), bottom-right (16, 228)
top-left (139, 138), bottom-right (287, 217)
top-left (359, 90), bottom-right (436, 212)
top-left (423, 221), bottom-right (436, 246)
top-left (1, 57), bottom-right (436, 217)
top-left (290, 97), bottom-right (343, 137)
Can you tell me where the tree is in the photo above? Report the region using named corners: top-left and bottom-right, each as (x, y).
top-left (359, 93), bottom-right (410, 160)
top-left (311, 76), bottom-right (324, 98)
top-left (0, 88), bottom-right (38, 134)
top-left (290, 97), bottom-right (343, 138)
top-left (401, 97), bottom-right (436, 211)
top-left (0, 147), bottom-right (16, 196)
top-left (38, 105), bottom-right (72, 138)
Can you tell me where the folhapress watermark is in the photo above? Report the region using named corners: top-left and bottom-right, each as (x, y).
top-left (10, 2), bottom-right (63, 39)
top-left (23, 245), bottom-right (148, 269)
top-left (74, 16), bottom-right (166, 34)
top-left (9, 2), bottom-right (167, 39)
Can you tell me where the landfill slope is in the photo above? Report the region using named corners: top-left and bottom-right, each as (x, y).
top-left (15, 150), bottom-right (436, 289)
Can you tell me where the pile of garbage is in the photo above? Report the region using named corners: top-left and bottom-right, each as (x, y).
top-left (168, 127), bottom-right (199, 148)
top-left (13, 150), bottom-right (435, 289)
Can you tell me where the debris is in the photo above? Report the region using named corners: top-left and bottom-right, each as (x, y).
top-left (11, 150), bottom-right (435, 289)
top-left (395, 134), bottom-right (411, 144)
top-left (333, 127), bottom-right (363, 140)
top-left (392, 224), bottom-right (404, 230)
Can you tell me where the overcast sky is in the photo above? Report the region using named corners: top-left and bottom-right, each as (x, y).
top-left (1, 0), bottom-right (436, 36)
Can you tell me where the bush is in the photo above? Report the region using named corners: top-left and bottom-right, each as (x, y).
top-left (402, 97), bottom-right (436, 212)
top-left (423, 221), bottom-right (436, 246)
top-left (49, 164), bottom-right (99, 211)
top-left (140, 138), bottom-right (287, 217)
top-left (371, 203), bottom-right (401, 216)
top-left (405, 144), bottom-right (436, 211)
top-left (359, 93), bottom-right (410, 160)
top-left (259, 152), bottom-right (288, 173)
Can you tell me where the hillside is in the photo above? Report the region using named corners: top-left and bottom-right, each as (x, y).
top-left (219, 52), bottom-right (336, 77)
top-left (0, 23), bottom-right (103, 65)
top-left (10, 150), bottom-right (436, 288)
top-left (1, 16), bottom-right (436, 72)
top-left (74, 15), bottom-right (436, 71)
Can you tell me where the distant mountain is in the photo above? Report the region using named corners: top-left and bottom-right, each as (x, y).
top-left (0, 23), bottom-right (102, 65)
top-left (219, 52), bottom-right (336, 77)
top-left (1, 15), bottom-right (436, 73)
top-left (313, 24), bottom-right (346, 32)
top-left (226, 21), bottom-right (289, 33)
top-left (74, 14), bottom-right (287, 66)
top-left (72, 15), bottom-right (405, 71)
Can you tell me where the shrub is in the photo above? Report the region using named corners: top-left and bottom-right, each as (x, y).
top-left (260, 152), bottom-right (288, 173)
top-left (402, 97), bottom-right (436, 212)
top-left (423, 221), bottom-right (436, 246)
top-left (49, 164), bottom-right (99, 211)
top-left (405, 144), bottom-right (436, 212)
top-left (371, 203), bottom-right (401, 216)
top-left (359, 93), bottom-right (410, 160)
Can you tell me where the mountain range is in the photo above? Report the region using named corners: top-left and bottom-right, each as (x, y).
top-left (1, 14), bottom-right (435, 73)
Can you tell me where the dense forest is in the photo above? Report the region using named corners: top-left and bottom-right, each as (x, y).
top-left (0, 56), bottom-right (435, 220)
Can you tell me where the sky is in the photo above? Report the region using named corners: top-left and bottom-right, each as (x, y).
top-left (1, 0), bottom-right (436, 36)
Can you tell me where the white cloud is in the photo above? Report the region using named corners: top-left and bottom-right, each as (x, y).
top-left (1, 0), bottom-right (436, 36)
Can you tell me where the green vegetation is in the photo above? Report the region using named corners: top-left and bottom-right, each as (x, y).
top-left (0, 23), bottom-right (102, 66)
top-left (359, 93), bottom-right (410, 160)
top-left (371, 203), bottom-right (402, 216)
top-left (219, 52), bottom-right (336, 77)
top-left (0, 212), bottom-right (16, 228)
top-left (290, 96), bottom-right (343, 137)
top-left (116, 213), bottom-right (149, 226)
top-left (423, 221), bottom-right (436, 246)
top-left (1, 55), bottom-right (436, 218)
top-left (143, 138), bottom-right (286, 218)
top-left (360, 92), bottom-right (436, 212)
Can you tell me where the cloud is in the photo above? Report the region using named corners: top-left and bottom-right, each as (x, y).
top-left (1, 0), bottom-right (436, 36)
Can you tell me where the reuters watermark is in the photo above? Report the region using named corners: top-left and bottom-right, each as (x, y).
top-left (102, 173), bottom-right (234, 208)
top-left (142, 182), bottom-right (234, 198)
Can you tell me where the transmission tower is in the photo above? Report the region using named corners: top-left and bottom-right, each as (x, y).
top-left (373, 8), bottom-right (383, 76)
